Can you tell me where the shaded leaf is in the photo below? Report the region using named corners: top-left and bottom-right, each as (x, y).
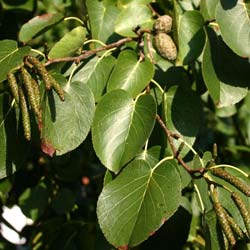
top-left (216, 0), bottom-right (250, 57)
top-left (92, 90), bottom-right (156, 173)
top-left (107, 50), bottom-right (154, 98)
top-left (19, 182), bottom-right (50, 221)
top-left (202, 27), bottom-right (248, 107)
top-left (86, 0), bottom-right (120, 43)
top-left (176, 10), bottom-right (205, 65)
top-left (97, 158), bottom-right (181, 247)
top-left (72, 55), bottom-right (116, 101)
top-left (0, 40), bottom-right (30, 82)
top-left (117, 0), bottom-right (152, 8)
top-left (48, 26), bottom-right (87, 59)
top-left (19, 13), bottom-right (64, 43)
top-left (164, 86), bottom-right (202, 154)
top-left (115, 4), bottom-right (153, 37)
top-left (41, 77), bottom-right (95, 156)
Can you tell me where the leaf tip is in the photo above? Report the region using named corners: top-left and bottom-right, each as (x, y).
top-left (41, 139), bottom-right (55, 157)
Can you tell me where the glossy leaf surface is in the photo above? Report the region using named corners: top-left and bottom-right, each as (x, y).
top-left (92, 90), bottom-right (156, 173)
top-left (107, 50), bottom-right (154, 98)
top-left (97, 158), bottom-right (181, 247)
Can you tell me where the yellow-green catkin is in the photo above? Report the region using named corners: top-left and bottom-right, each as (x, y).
top-left (18, 87), bottom-right (31, 141)
top-left (31, 78), bottom-right (42, 122)
top-left (231, 192), bottom-right (250, 238)
top-left (225, 213), bottom-right (245, 239)
top-left (211, 168), bottom-right (250, 196)
top-left (7, 72), bottom-right (19, 104)
top-left (20, 67), bottom-right (40, 118)
top-left (26, 55), bottom-right (52, 90)
top-left (49, 75), bottom-right (65, 101)
top-left (214, 202), bottom-right (236, 246)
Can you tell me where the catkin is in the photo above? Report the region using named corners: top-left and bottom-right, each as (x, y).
top-left (49, 75), bottom-right (65, 101)
top-left (7, 72), bottom-right (19, 104)
top-left (214, 202), bottom-right (236, 246)
top-left (19, 87), bottom-right (31, 141)
top-left (210, 168), bottom-right (250, 196)
top-left (26, 55), bottom-right (52, 90)
top-left (154, 15), bottom-right (172, 33)
top-left (231, 192), bottom-right (250, 238)
top-left (225, 213), bottom-right (245, 239)
top-left (20, 67), bottom-right (40, 118)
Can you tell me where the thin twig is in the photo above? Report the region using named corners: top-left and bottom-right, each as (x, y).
top-left (44, 37), bottom-right (134, 66)
top-left (156, 114), bottom-right (205, 175)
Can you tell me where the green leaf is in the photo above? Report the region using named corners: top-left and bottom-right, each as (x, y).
top-left (48, 26), bottom-right (87, 59)
top-left (72, 55), bottom-right (116, 101)
top-left (0, 40), bottom-right (30, 82)
top-left (115, 4), bottom-right (153, 37)
top-left (19, 13), bottom-right (64, 43)
top-left (19, 182), bottom-right (50, 221)
top-left (176, 11), bottom-right (205, 65)
top-left (204, 210), bottom-right (224, 250)
top-left (202, 27), bottom-right (249, 107)
top-left (41, 78), bottom-right (95, 156)
top-left (216, 0), bottom-right (250, 57)
top-left (92, 90), bottom-right (156, 173)
top-left (86, 0), bottom-right (120, 43)
top-left (107, 50), bottom-right (154, 98)
top-left (200, 0), bottom-right (219, 20)
top-left (164, 86), bottom-right (202, 154)
top-left (97, 158), bottom-right (181, 247)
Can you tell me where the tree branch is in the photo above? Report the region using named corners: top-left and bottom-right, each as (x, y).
top-left (44, 37), bottom-right (134, 67)
top-left (156, 114), bottom-right (205, 175)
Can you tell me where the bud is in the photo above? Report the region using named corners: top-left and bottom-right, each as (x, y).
top-left (154, 33), bottom-right (177, 61)
top-left (154, 15), bottom-right (172, 33)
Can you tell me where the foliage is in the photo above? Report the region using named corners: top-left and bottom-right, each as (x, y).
top-left (0, 0), bottom-right (250, 249)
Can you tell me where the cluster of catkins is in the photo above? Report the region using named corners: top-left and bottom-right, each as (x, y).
top-left (153, 15), bottom-right (177, 61)
top-left (209, 167), bottom-right (250, 248)
top-left (7, 56), bottom-right (65, 141)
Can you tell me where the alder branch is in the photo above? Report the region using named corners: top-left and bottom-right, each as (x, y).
top-left (156, 114), bottom-right (205, 175)
top-left (44, 37), bottom-right (134, 67)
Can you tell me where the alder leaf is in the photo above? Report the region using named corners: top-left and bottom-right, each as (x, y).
top-left (72, 55), bottom-right (116, 101)
top-left (48, 26), bottom-right (87, 59)
top-left (216, 0), bottom-right (250, 57)
top-left (107, 50), bottom-right (154, 98)
top-left (92, 89), bottom-right (156, 173)
top-left (97, 158), bottom-right (181, 247)
top-left (41, 78), bottom-right (95, 156)
top-left (0, 40), bottom-right (30, 82)
top-left (19, 13), bottom-right (64, 43)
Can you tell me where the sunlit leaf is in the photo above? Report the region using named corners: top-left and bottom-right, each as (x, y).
top-left (97, 158), bottom-right (181, 247)
top-left (92, 90), bottom-right (156, 173)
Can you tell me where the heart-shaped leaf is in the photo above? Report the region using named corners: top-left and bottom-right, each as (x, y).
top-left (72, 55), bottom-right (116, 101)
top-left (97, 158), bottom-right (181, 247)
top-left (0, 40), bottom-right (30, 82)
top-left (48, 26), bottom-right (87, 59)
top-left (216, 0), bottom-right (250, 57)
top-left (41, 78), bottom-right (95, 156)
top-left (107, 50), bottom-right (154, 98)
top-left (19, 13), bottom-right (64, 43)
top-left (92, 89), bottom-right (156, 173)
